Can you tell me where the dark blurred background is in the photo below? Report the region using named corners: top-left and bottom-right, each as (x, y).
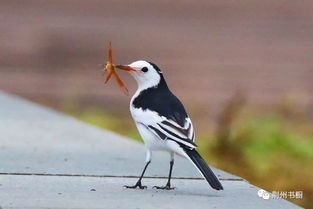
top-left (0, 0), bottom-right (312, 207)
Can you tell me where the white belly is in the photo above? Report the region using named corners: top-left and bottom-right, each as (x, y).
top-left (135, 122), bottom-right (168, 150)
top-left (130, 93), bottom-right (182, 153)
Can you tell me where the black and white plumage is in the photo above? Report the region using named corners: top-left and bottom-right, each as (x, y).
top-left (116, 61), bottom-right (223, 190)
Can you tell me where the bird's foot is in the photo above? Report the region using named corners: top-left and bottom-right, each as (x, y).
top-left (124, 181), bottom-right (147, 189)
top-left (153, 184), bottom-right (175, 190)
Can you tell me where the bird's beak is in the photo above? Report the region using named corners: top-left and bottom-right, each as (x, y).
top-left (115, 65), bottom-right (140, 72)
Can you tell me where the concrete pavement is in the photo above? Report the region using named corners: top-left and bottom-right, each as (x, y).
top-left (0, 92), bottom-right (300, 209)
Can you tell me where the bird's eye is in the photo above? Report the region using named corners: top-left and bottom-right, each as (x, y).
top-left (141, 67), bottom-right (148, 72)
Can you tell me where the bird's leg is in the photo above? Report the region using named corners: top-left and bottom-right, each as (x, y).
top-left (154, 152), bottom-right (175, 190)
top-left (124, 161), bottom-right (150, 189)
top-left (124, 150), bottom-right (151, 189)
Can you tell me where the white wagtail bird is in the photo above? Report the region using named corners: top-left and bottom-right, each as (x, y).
top-left (116, 61), bottom-right (223, 190)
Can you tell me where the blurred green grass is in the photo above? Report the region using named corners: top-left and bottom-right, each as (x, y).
top-left (65, 103), bottom-right (313, 208)
top-left (206, 110), bottom-right (313, 208)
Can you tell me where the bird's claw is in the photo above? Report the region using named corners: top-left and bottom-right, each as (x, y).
top-left (124, 182), bottom-right (147, 189)
top-left (153, 185), bottom-right (175, 190)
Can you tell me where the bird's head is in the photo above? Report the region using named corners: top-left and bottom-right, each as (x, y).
top-left (116, 60), bottom-right (166, 90)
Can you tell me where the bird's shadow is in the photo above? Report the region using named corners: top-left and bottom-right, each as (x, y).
top-left (123, 186), bottom-right (223, 198)
top-left (152, 188), bottom-right (223, 197)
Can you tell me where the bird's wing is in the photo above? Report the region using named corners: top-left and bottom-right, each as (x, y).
top-left (132, 87), bottom-right (196, 149)
top-left (147, 117), bottom-right (196, 149)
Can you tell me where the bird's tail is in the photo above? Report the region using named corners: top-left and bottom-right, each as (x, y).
top-left (184, 148), bottom-right (223, 190)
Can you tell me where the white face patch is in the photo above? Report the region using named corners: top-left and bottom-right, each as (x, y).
top-left (128, 60), bottom-right (161, 91)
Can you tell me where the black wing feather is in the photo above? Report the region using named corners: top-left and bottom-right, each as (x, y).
top-left (132, 84), bottom-right (188, 127)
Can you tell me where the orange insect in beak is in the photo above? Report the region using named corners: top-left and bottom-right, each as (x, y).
top-left (103, 42), bottom-right (129, 95)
